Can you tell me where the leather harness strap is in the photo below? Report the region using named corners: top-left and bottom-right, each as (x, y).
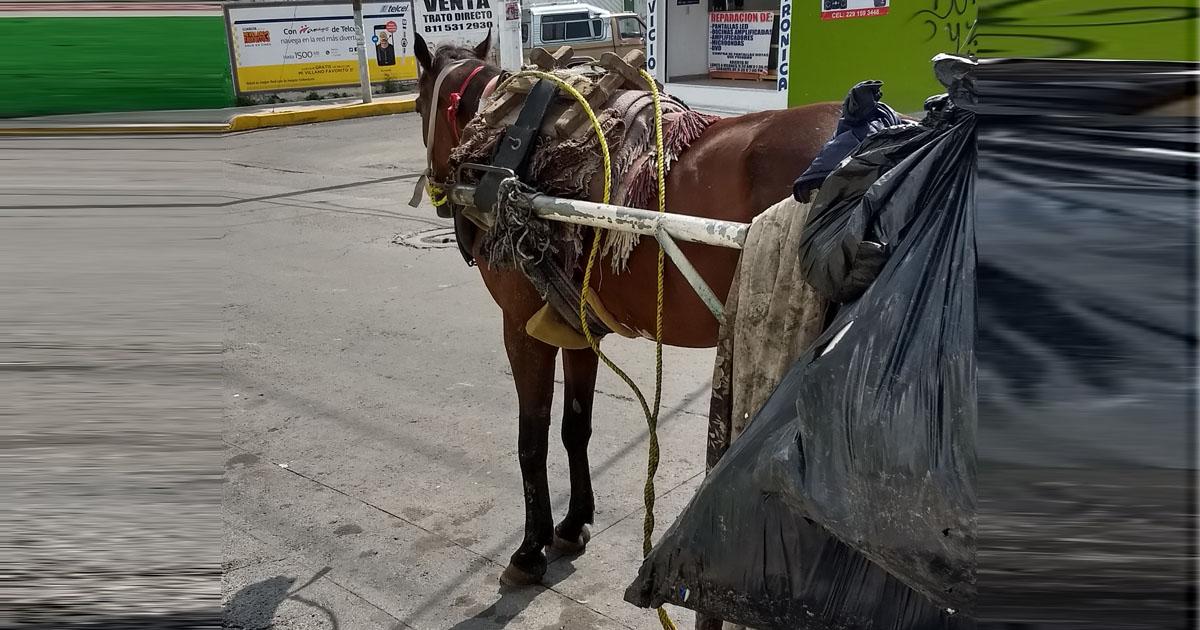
top-left (473, 79), bottom-right (559, 214)
top-left (469, 79), bottom-right (611, 337)
top-left (458, 81), bottom-right (609, 336)
top-left (415, 67), bottom-right (611, 337)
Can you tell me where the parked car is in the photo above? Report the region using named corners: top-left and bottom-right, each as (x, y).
top-left (521, 3), bottom-right (646, 63)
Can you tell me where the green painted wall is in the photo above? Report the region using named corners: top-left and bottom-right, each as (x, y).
top-left (787, 0), bottom-right (1197, 113)
top-left (788, 1), bottom-right (977, 113)
top-left (977, 0), bottom-right (1198, 61)
top-left (0, 16), bottom-right (235, 118)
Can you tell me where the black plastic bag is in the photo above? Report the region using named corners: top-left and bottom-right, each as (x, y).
top-left (624, 97), bottom-right (978, 626)
top-left (792, 80), bottom-right (908, 203)
top-left (796, 105), bottom-right (959, 304)
top-left (961, 57), bottom-right (1197, 628)
top-left (627, 56), bottom-right (1196, 629)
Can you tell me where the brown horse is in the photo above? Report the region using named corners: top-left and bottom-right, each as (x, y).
top-left (412, 34), bottom-right (841, 587)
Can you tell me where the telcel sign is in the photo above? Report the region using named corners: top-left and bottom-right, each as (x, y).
top-left (225, 0), bottom-right (417, 94)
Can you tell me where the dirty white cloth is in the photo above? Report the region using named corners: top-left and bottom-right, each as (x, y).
top-left (705, 195), bottom-right (830, 630)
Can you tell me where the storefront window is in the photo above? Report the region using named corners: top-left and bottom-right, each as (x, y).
top-left (709, 0), bottom-right (746, 10)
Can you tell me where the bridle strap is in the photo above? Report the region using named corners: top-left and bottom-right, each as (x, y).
top-left (410, 58), bottom-right (475, 208)
top-left (445, 63), bottom-right (487, 144)
top-left (423, 59), bottom-right (474, 179)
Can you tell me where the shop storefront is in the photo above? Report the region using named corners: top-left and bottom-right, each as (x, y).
top-left (646, 0), bottom-right (792, 113)
top-left (646, 0), bottom-right (975, 115)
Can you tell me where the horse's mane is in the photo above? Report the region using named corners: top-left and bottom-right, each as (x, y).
top-left (431, 44), bottom-right (486, 72)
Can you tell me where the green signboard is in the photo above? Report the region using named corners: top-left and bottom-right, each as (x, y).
top-left (0, 12), bottom-right (234, 118)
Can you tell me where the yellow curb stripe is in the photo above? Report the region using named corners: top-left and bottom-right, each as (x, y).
top-left (228, 98), bottom-right (417, 131)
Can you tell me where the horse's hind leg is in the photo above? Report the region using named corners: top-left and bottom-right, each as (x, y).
top-left (500, 311), bottom-right (560, 586)
top-left (553, 347), bottom-right (598, 554)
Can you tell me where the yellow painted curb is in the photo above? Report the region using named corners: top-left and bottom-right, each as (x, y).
top-left (227, 98), bottom-right (417, 132)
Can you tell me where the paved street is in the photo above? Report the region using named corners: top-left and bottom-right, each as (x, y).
top-left (3, 115), bottom-right (714, 629)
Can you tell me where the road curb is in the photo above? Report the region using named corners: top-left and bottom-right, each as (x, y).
top-left (227, 97), bottom-right (417, 132)
top-left (0, 123), bottom-right (232, 136)
top-left (0, 96), bottom-right (416, 136)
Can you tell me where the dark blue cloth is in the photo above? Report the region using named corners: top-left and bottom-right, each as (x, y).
top-left (793, 80), bottom-right (906, 202)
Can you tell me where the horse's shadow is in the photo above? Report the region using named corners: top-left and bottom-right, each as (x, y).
top-left (445, 561), bottom-right (578, 629)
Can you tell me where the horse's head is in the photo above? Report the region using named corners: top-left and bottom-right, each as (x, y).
top-left (413, 32), bottom-right (496, 209)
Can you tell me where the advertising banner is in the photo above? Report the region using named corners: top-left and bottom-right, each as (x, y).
top-left (819, 0), bottom-right (889, 21)
top-left (708, 11), bottom-right (774, 75)
top-left (414, 0), bottom-right (495, 55)
top-left (225, 1), bottom-right (417, 94)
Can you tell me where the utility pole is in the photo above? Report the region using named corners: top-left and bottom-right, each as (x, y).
top-left (352, 0), bottom-right (373, 103)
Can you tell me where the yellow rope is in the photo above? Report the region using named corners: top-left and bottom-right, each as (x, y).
top-left (427, 180), bottom-right (449, 207)
top-left (641, 68), bottom-right (676, 630)
top-left (493, 68), bottom-right (675, 630)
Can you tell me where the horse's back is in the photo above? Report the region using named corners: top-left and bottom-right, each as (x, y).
top-left (666, 102), bottom-right (843, 222)
top-left (595, 101), bottom-right (843, 348)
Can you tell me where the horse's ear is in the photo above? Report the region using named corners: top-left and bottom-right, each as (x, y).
top-left (414, 33), bottom-right (433, 73)
top-left (473, 29), bottom-right (491, 60)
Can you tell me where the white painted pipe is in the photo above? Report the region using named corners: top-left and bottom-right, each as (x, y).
top-left (447, 185), bottom-right (749, 250)
top-left (655, 228), bottom-right (725, 324)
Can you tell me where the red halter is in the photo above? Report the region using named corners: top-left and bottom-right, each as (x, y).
top-left (444, 64), bottom-right (486, 144)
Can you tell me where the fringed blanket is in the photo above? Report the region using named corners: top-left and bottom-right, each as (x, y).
top-left (449, 81), bottom-right (719, 275)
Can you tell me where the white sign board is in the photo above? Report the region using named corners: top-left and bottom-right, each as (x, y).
top-left (776, 0), bottom-right (792, 91)
top-left (225, 1), bottom-right (417, 93)
top-left (414, 0), bottom-right (495, 56)
top-left (819, 0), bottom-right (889, 21)
top-left (708, 11), bottom-right (774, 76)
top-left (645, 0), bottom-right (660, 74)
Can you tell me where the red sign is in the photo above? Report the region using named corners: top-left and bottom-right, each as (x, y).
top-left (242, 30), bottom-right (271, 44)
top-left (386, 20), bottom-right (397, 33)
top-left (821, 6), bottom-right (889, 20)
top-left (819, 0), bottom-right (890, 21)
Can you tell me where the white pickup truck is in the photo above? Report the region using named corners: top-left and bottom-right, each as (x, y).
top-left (520, 3), bottom-right (646, 63)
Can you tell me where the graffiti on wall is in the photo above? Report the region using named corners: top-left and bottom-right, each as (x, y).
top-left (912, 0), bottom-right (977, 57)
top-left (976, 0), bottom-right (1197, 60)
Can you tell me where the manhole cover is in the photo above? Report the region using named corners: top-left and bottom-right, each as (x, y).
top-left (392, 227), bottom-right (457, 249)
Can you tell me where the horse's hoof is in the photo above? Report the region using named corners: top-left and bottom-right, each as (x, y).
top-left (551, 524), bottom-right (591, 555)
top-left (499, 562), bottom-right (545, 587)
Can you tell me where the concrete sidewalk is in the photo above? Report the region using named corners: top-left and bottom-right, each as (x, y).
top-left (0, 94), bottom-right (417, 135)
